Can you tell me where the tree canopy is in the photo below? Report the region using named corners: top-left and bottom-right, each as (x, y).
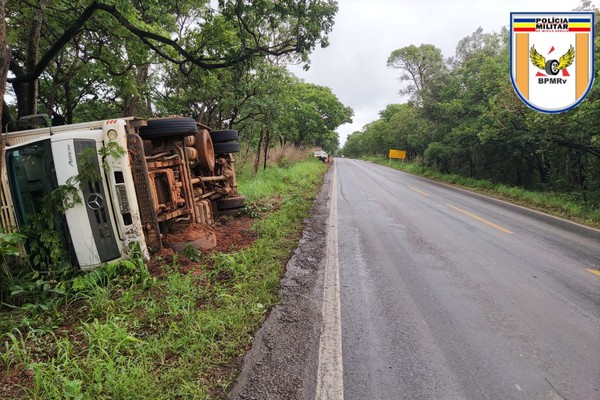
top-left (0, 0), bottom-right (351, 168)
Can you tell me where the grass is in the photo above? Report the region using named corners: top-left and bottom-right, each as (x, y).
top-left (235, 144), bottom-right (319, 175)
top-left (0, 158), bottom-right (329, 399)
top-left (365, 156), bottom-right (600, 228)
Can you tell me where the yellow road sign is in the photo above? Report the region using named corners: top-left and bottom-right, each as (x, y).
top-left (388, 149), bottom-right (406, 159)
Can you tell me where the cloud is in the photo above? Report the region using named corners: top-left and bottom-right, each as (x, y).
top-left (289, 0), bottom-right (584, 145)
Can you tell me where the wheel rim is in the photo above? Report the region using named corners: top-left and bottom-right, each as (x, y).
top-left (195, 129), bottom-right (215, 173)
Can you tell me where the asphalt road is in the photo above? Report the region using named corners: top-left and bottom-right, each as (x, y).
top-left (333, 158), bottom-right (600, 400)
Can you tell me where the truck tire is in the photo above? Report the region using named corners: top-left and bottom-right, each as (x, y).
top-left (213, 141), bottom-right (240, 154)
top-left (194, 129), bottom-right (215, 173)
top-left (210, 129), bottom-right (239, 143)
top-left (216, 196), bottom-right (246, 210)
top-left (139, 117), bottom-right (198, 139)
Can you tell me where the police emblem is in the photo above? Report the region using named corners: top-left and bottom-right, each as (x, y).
top-left (510, 12), bottom-right (595, 113)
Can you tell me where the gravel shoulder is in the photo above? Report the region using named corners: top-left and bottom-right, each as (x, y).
top-left (227, 165), bottom-right (333, 400)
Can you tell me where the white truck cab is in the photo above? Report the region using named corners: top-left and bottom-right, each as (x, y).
top-left (1, 116), bottom-right (243, 270)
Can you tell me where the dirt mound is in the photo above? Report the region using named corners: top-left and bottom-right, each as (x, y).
top-left (163, 224), bottom-right (217, 252)
top-left (212, 216), bottom-right (257, 253)
top-left (147, 215), bottom-right (258, 277)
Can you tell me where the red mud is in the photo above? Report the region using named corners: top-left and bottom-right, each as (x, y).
top-left (147, 215), bottom-right (257, 277)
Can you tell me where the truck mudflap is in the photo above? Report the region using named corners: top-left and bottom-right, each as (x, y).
top-left (126, 133), bottom-right (162, 252)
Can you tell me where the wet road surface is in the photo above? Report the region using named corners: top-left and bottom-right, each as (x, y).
top-left (334, 158), bottom-right (600, 400)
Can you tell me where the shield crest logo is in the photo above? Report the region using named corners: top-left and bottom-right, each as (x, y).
top-left (510, 12), bottom-right (595, 113)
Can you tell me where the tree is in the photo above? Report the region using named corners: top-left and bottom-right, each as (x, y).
top-left (348, 17), bottom-right (600, 208)
top-left (0, 0), bottom-right (9, 168)
top-left (342, 130), bottom-right (368, 158)
top-left (7, 0), bottom-right (338, 82)
top-left (387, 44), bottom-right (446, 103)
top-left (235, 72), bottom-right (352, 168)
top-left (341, 103), bottom-right (427, 159)
top-left (3, 0), bottom-right (339, 123)
top-left (0, 0), bottom-right (341, 176)
top-left (286, 82), bottom-right (353, 151)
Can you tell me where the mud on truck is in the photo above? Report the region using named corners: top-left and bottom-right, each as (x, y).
top-left (0, 115), bottom-right (245, 270)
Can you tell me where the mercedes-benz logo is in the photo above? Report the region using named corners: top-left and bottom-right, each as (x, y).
top-left (87, 193), bottom-right (104, 210)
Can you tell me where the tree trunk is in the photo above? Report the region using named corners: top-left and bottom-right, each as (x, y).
top-left (295, 125), bottom-right (305, 147)
top-left (534, 153), bottom-right (549, 183)
top-left (468, 150), bottom-right (475, 177)
top-left (123, 65), bottom-right (149, 117)
top-left (263, 128), bottom-right (271, 170)
top-left (229, 107), bottom-right (238, 129)
top-left (254, 125), bottom-right (264, 173)
top-left (64, 82), bottom-right (74, 124)
top-left (244, 128), bottom-right (252, 158)
top-left (1, 100), bottom-right (13, 132)
top-left (575, 151), bottom-right (587, 202)
top-left (197, 103), bottom-right (207, 124)
top-left (0, 0), bottom-right (11, 169)
top-left (13, 81), bottom-right (31, 118)
top-left (11, 0), bottom-right (49, 118)
top-left (44, 78), bottom-right (57, 123)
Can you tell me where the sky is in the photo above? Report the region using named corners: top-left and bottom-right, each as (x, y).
top-left (288, 0), bottom-right (587, 146)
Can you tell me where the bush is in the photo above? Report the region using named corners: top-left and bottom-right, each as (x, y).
top-left (0, 231), bottom-right (27, 303)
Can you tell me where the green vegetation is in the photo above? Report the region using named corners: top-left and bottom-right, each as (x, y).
top-left (1, 2), bottom-right (343, 394)
top-left (367, 156), bottom-right (600, 227)
top-left (2, 1), bottom-right (351, 166)
top-left (0, 143), bottom-right (129, 309)
top-left (0, 159), bottom-right (328, 399)
top-left (343, 4), bottom-right (600, 217)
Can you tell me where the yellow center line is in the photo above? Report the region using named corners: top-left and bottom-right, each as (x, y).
top-left (387, 176), bottom-right (399, 183)
top-left (447, 204), bottom-right (514, 234)
top-left (586, 269), bottom-right (600, 277)
top-left (409, 186), bottom-right (431, 197)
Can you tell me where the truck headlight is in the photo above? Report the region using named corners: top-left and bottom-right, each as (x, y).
top-left (107, 129), bottom-right (118, 140)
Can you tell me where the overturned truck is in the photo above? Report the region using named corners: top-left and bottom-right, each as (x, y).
top-left (0, 116), bottom-right (245, 270)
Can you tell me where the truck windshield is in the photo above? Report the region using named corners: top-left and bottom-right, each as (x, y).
top-left (6, 139), bottom-right (58, 226)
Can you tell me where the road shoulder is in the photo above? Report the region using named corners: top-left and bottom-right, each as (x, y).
top-left (227, 166), bottom-right (333, 400)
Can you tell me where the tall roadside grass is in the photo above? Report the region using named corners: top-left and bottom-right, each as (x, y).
top-left (0, 159), bottom-right (329, 399)
top-left (365, 156), bottom-right (600, 228)
top-left (235, 144), bottom-right (319, 174)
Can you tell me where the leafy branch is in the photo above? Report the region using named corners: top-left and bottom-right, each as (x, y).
top-left (9, 0), bottom-right (335, 84)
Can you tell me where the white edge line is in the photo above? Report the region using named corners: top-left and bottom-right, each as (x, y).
top-left (315, 162), bottom-right (344, 400)
top-left (373, 162), bottom-right (600, 235)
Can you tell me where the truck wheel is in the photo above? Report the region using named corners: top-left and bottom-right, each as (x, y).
top-left (210, 129), bottom-right (239, 143)
top-left (195, 129), bottom-right (215, 173)
top-left (213, 141), bottom-right (240, 154)
top-left (216, 196), bottom-right (246, 210)
top-left (139, 117), bottom-right (198, 139)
